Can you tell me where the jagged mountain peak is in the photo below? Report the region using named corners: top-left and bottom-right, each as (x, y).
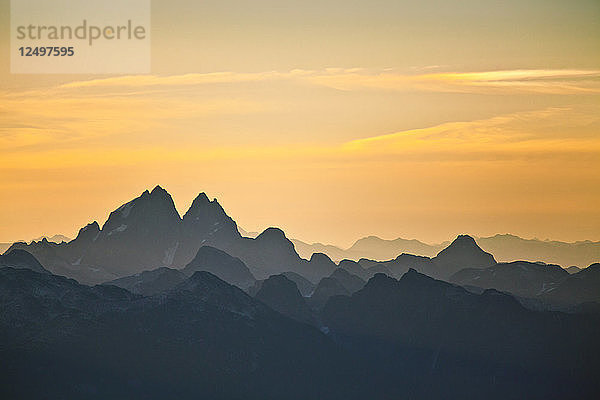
top-left (75, 221), bottom-right (100, 241)
top-left (104, 187), bottom-right (180, 226)
top-left (449, 234), bottom-right (478, 247)
top-left (439, 235), bottom-right (493, 256)
top-left (183, 192), bottom-right (226, 218)
top-left (150, 184), bottom-right (168, 195)
top-left (84, 221), bottom-right (100, 232)
top-left (181, 192), bottom-right (239, 238)
top-left (433, 234), bottom-right (496, 278)
top-left (191, 191), bottom-right (210, 205)
top-left (440, 235), bottom-right (493, 258)
top-left (104, 187), bottom-right (180, 227)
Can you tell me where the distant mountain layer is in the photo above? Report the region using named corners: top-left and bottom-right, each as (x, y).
top-left (293, 234), bottom-right (600, 268)
top-left (1, 235), bottom-right (71, 255)
top-left (5, 185), bottom-right (598, 291)
top-left (354, 235), bottom-right (496, 282)
top-left (292, 237), bottom-right (444, 262)
top-left (476, 234), bottom-right (600, 268)
top-left (450, 261), bottom-right (569, 299)
top-left (30, 234), bottom-right (72, 243)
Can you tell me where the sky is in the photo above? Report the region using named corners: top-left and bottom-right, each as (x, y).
top-left (1, 0), bottom-right (599, 246)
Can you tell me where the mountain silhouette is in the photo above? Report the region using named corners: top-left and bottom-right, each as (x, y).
top-left (432, 235), bottom-right (496, 279)
top-left (338, 259), bottom-right (372, 281)
top-left (329, 268), bottom-right (366, 294)
top-left (0, 267), bottom-right (354, 400)
top-left (88, 185), bottom-right (182, 275)
top-left (173, 192), bottom-right (242, 266)
top-left (360, 253), bottom-right (440, 279)
top-left (539, 263), bottom-right (600, 307)
top-left (30, 234), bottom-right (72, 243)
top-left (246, 271), bottom-right (316, 297)
top-left (182, 245), bottom-right (255, 290)
top-left (292, 236), bottom-right (443, 261)
top-left (281, 271), bottom-right (316, 296)
top-left (254, 274), bottom-right (316, 325)
top-left (7, 187), bottom-right (327, 285)
top-left (322, 269), bottom-right (600, 399)
top-left (297, 253), bottom-right (337, 283)
top-left (476, 234), bottom-right (600, 269)
top-left (309, 276), bottom-right (351, 311)
top-left (347, 236), bottom-right (443, 260)
top-left (0, 249), bottom-right (50, 274)
top-left (104, 267), bottom-right (187, 296)
top-left (566, 265), bottom-right (582, 274)
top-left (294, 234), bottom-right (600, 269)
top-left (450, 261), bottom-right (568, 299)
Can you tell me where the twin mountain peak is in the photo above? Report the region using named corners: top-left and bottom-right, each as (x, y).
top-left (9, 186), bottom-right (492, 286)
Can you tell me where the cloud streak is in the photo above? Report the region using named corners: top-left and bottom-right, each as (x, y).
top-left (37, 68), bottom-right (600, 95)
top-left (343, 106), bottom-right (600, 161)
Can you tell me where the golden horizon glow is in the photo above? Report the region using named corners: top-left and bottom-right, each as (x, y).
top-left (1, 0), bottom-right (599, 246)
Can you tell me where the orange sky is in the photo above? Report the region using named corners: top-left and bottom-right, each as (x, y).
top-left (1, 0), bottom-right (599, 246)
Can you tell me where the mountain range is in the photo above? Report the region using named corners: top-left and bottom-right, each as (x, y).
top-left (2, 186), bottom-right (600, 398)
top-left (293, 233), bottom-right (600, 268)
top-left (7, 187), bottom-right (331, 285)
top-left (2, 255), bottom-right (599, 398)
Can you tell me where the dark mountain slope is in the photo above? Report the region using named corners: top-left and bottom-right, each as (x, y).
top-left (450, 261), bottom-right (569, 299)
top-left (182, 245), bottom-right (256, 290)
top-left (338, 259), bottom-right (371, 281)
top-left (0, 249), bottom-right (49, 274)
top-left (309, 277), bottom-right (350, 311)
top-left (254, 274), bottom-right (315, 325)
top-left (540, 263), bottom-right (600, 307)
top-left (330, 268), bottom-right (366, 294)
top-left (0, 268), bottom-right (355, 400)
top-left (281, 271), bottom-right (316, 296)
top-left (172, 192), bottom-right (242, 266)
top-left (104, 267), bottom-right (187, 296)
top-left (322, 270), bottom-right (600, 399)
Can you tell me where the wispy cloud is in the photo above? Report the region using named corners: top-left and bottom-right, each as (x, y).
top-left (307, 69), bottom-right (600, 94)
top-left (343, 106), bottom-right (600, 161)
top-left (34, 68), bottom-right (600, 95)
top-left (1, 68), bottom-right (598, 167)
